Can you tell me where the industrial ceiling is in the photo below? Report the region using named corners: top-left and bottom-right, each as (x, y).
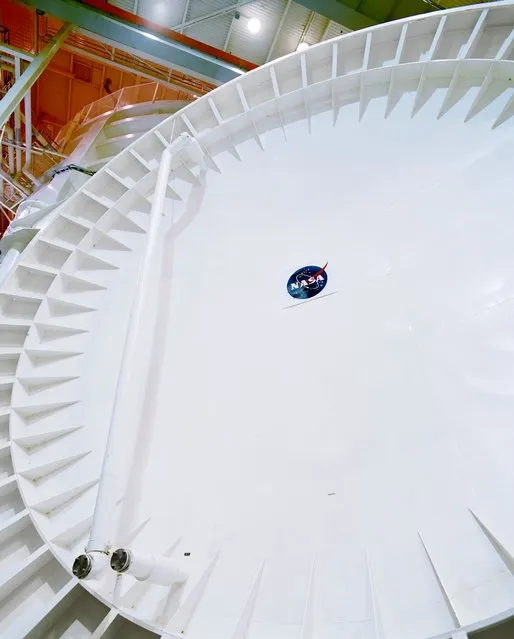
top-left (104, 0), bottom-right (494, 65)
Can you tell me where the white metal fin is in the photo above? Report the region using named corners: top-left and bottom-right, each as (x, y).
top-left (12, 425), bottom-right (83, 452)
top-left (91, 229), bottom-right (132, 252)
top-left (366, 554), bottom-right (387, 639)
top-left (166, 553), bottom-right (220, 635)
top-left (18, 451), bottom-right (90, 482)
top-left (438, 63), bottom-right (462, 118)
top-left (51, 515), bottom-right (93, 550)
top-left (111, 213), bottom-right (147, 234)
top-left (492, 87), bottom-right (514, 128)
top-left (231, 561), bottom-right (265, 639)
top-left (12, 401), bottom-right (78, 426)
top-left (46, 298), bottom-right (96, 317)
top-left (74, 250), bottom-right (120, 272)
top-left (30, 478), bottom-right (99, 516)
top-left (465, 63), bottom-right (495, 122)
top-left (418, 533), bottom-right (461, 630)
top-left (470, 509), bottom-right (514, 575)
top-left (301, 558), bottom-right (316, 639)
top-left (33, 322), bottom-right (88, 342)
top-left (17, 376), bottom-right (79, 395)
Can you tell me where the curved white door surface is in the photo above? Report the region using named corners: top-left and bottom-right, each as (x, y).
top-left (1, 4), bottom-right (514, 638)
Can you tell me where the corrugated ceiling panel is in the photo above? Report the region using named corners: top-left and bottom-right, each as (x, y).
top-left (323, 20), bottom-right (352, 41)
top-left (271, 1), bottom-right (312, 60)
top-left (306, 13), bottom-right (330, 44)
top-left (185, 13), bottom-right (233, 51)
top-left (137, 0), bottom-right (186, 27)
top-left (187, 0), bottom-right (235, 21)
top-left (107, 0), bottom-right (137, 13)
top-left (228, 0), bottom-right (285, 65)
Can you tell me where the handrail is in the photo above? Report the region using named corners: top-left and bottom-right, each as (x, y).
top-left (55, 81), bottom-right (189, 153)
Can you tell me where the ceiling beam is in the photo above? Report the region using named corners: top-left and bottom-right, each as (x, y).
top-left (171, 0), bottom-right (256, 32)
top-left (320, 19), bottom-right (333, 41)
top-left (177, 0), bottom-right (192, 34)
top-left (0, 23), bottom-right (72, 128)
top-left (292, 0), bottom-right (377, 31)
top-left (223, 15), bottom-right (237, 52)
top-left (265, 0), bottom-right (293, 63)
top-left (21, 0), bottom-right (252, 83)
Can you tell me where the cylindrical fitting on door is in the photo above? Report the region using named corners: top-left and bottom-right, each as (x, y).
top-left (110, 548), bottom-right (188, 586)
top-left (72, 552), bottom-right (109, 579)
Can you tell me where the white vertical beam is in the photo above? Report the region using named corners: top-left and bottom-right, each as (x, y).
top-left (24, 86), bottom-right (32, 169)
top-left (412, 16), bottom-right (447, 116)
top-left (320, 19), bottom-right (332, 42)
top-left (359, 32), bottom-right (372, 120)
top-left (331, 41), bottom-right (338, 125)
top-left (300, 53), bottom-right (310, 131)
top-left (269, 66), bottom-right (286, 139)
top-left (177, 0), bottom-right (192, 34)
top-left (460, 9), bottom-right (488, 59)
top-left (362, 31), bottom-right (372, 71)
top-left (236, 83), bottom-right (263, 149)
top-left (427, 14), bottom-right (447, 61)
top-left (223, 14), bottom-right (236, 52)
top-left (14, 56), bottom-right (22, 175)
top-left (496, 27), bottom-right (514, 60)
top-left (394, 22), bottom-right (409, 65)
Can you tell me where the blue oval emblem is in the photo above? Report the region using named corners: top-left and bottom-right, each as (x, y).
top-left (287, 263), bottom-right (328, 300)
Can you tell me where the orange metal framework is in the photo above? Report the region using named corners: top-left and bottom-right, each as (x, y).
top-left (1, 0), bottom-right (251, 233)
top-left (0, 0), bottom-right (225, 140)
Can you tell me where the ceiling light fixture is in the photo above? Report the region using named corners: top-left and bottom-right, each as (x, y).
top-left (297, 42), bottom-right (310, 52)
top-left (247, 18), bottom-right (261, 34)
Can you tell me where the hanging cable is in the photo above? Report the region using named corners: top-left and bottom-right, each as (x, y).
top-left (52, 164), bottom-right (97, 177)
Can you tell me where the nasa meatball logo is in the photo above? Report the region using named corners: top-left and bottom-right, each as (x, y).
top-left (287, 263), bottom-right (328, 300)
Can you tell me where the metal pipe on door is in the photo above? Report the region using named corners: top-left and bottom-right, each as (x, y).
top-left (75, 133), bottom-right (207, 581)
top-left (83, 143), bottom-right (174, 559)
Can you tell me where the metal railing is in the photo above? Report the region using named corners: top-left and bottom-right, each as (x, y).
top-left (0, 81), bottom-right (189, 221)
top-left (56, 81), bottom-right (190, 155)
